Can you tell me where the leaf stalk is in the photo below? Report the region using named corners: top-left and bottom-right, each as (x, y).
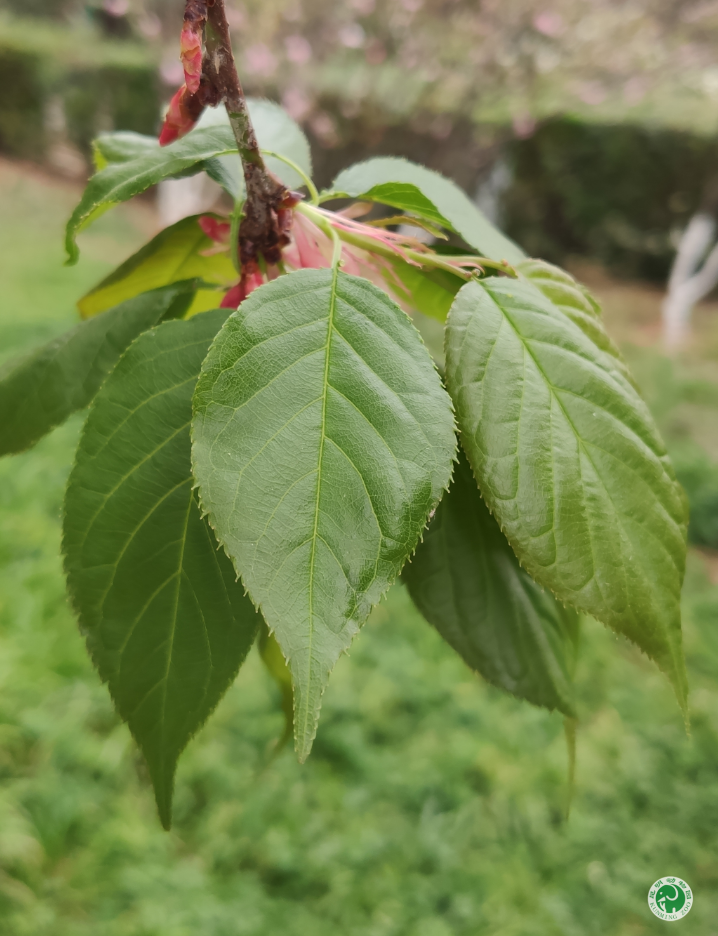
top-left (296, 203), bottom-right (516, 280)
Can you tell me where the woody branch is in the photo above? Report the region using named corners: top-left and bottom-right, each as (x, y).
top-left (164, 0), bottom-right (293, 276)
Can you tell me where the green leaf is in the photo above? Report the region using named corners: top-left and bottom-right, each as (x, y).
top-left (445, 276), bottom-right (689, 712)
top-left (67, 100), bottom-right (313, 264)
top-left (93, 131), bottom-right (158, 170)
top-left (200, 99), bottom-right (313, 199)
top-left (66, 124), bottom-right (236, 265)
top-left (0, 282), bottom-right (195, 457)
top-left (387, 258), bottom-right (463, 323)
top-left (192, 268), bottom-right (456, 760)
top-left (328, 157), bottom-right (525, 265)
top-left (517, 259), bottom-right (636, 388)
top-left (63, 309), bottom-right (260, 829)
top-left (404, 448), bottom-right (579, 716)
top-left (78, 215), bottom-right (235, 318)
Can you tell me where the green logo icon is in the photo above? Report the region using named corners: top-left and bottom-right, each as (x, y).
top-left (648, 877), bottom-right (693, 921)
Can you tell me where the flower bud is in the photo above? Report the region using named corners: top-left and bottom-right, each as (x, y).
top-left (159, 86), bottom-right (197, 146)
top-left (180, 27), bottom-right (203, 94)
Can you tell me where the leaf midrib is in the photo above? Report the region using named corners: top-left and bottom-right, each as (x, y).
top-left (485, 285), bottom-right (684, 618)
top-left (73, 145), bottom-right (238, 230)
top-left (300, 262), bottom-right (339, 750)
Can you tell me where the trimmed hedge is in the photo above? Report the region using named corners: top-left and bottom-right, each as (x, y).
top-left (504, 118), bottom-right (718, 281)
top-left (0, 17), bottom-right (159, 160)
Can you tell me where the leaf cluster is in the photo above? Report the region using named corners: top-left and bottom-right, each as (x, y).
top-left (0, 101), bottom-right (689, 827)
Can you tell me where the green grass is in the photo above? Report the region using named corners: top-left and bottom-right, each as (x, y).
top-left (2, 162), bottom-right (718, 935)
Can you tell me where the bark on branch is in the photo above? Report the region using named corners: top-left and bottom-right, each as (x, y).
top-left (182, 0), bottom-right (292, 273)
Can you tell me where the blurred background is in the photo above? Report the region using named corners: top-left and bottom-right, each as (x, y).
top-left (3, 1), bottom-right (718, 933)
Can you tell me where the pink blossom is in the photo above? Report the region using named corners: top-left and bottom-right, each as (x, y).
top-left (533, 10), bottom-right (565, 37)
top-left (245, 44), bottom-right (277, 77)
top-left (365, 39), bottom-right (387, 65)
top-left (160, 58), bottom-right (184, 87)
top-left (512, 113), bottom-right (537, 139)
top-left (282, 87), bottom-right (313, 122)
top-left (338, 23), bottom-right (365, 48)
top-left (310, 112), bottom-right (339, 148)
top-left (285, 35), bottom-right (313, 65)
top-left (577, 81), bottom-right (607, 107)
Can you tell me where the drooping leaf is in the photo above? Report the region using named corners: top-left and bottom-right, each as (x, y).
top-left (517, 259), bottom-right (636, 388)
top-left (78, 215), bottom-right (235, 318)
top-left (63, 309), bottom-right (260, 829)
top-left (67, 100), bottom-right (313, 263)
top-left (328, 157), bottom-right (525, 264)
top-left (192, 268), bottom-right (456, 760)
top-left (0, 282), bottom-right (196, 457)
top-left (445, 276), bottom-right (689, 711)
top-left (404, 448), bottom-right (579, 716)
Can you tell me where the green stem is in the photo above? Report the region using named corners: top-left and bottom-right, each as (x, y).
top-left (296, 203), bottom-right (516, 279)
top-left (229, 198), bottom-right (244, 274)
top-left (261, 150), bottom-right (319, 205)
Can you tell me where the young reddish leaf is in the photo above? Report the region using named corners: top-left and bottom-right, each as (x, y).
top-left (180, 25), bottom-right (203, 94)
top-left (159, 86), bottom-right (200, 147)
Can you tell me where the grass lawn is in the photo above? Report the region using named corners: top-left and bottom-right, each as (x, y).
top-left (1, 158), bottom-right (718, 936)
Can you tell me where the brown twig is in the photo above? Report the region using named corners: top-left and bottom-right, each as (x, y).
top-left (200, 0), bottom-right (292, 271)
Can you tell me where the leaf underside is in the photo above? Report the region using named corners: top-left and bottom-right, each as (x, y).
top-left (66, 99), bottom-right (313, 263)
top-left (63, 309), bottom-right (260, 829)
top-left (93, 130), bottom-right (159, 170)
top-left (78, 215), bottom-right (235, 318)
top-left (387, 258), bottom-right (463, 323)
top-left (192, 268), bottom-right (456, 760)
top-left (329, 157), bottom-right (526, 264)
top-left (0, 282), bottom-right (195, 457)
top-left (445, 277), bottom-right (688, 712)
top-left (404, 448), bottom-right (579, 716)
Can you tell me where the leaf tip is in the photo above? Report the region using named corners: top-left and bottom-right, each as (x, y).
top-left (153, 778), bottom-right (174, 831)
